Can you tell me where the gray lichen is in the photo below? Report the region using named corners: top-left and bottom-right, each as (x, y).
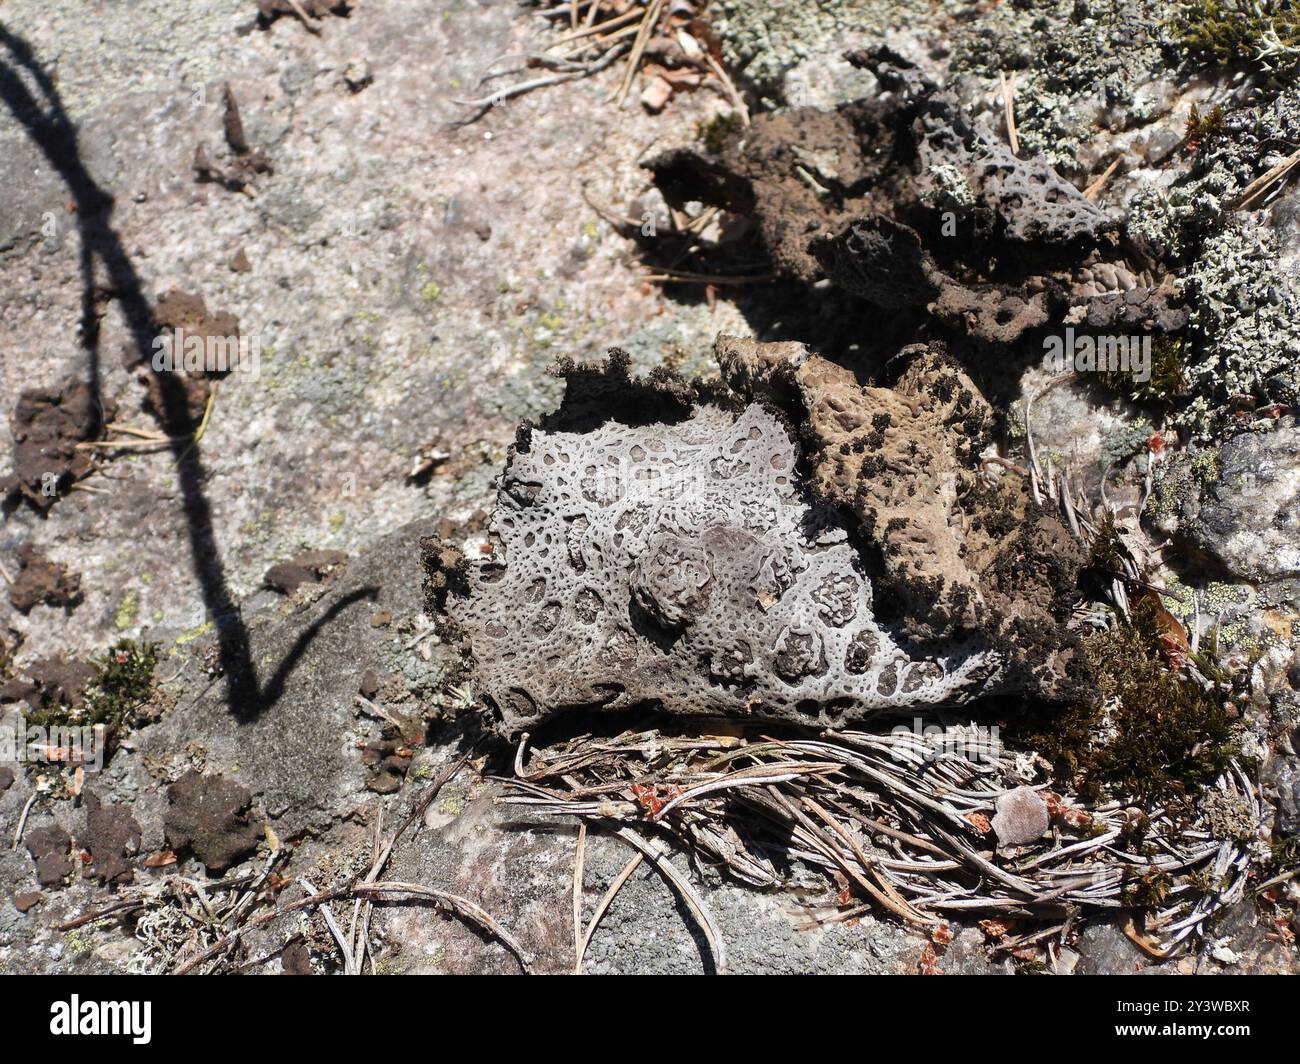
top-left (1178, 219), bottom-right (1300, 434)
top-left (1121, 77), bottom-right (1300, 434)
top-left (951, 0), bottom-right (1174, 173)
top-left (919, 162), bottom-right (976, 213)
top-left (709, 0), bottom-right (936, 96)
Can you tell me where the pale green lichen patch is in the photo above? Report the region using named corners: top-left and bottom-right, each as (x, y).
top-left (114, 590), bottom-right (140, 632)
top-left (1146, 445), bottom-right (1221, 523)
top-left (919, 163), bottom-right (976, 213)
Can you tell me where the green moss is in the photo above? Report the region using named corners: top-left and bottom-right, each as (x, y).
top-left (1265, 836), bottom-right (1300, 878)
top-left (26, 639), bottom-right (160, 740)
top-left (1098, 336), bottom-right (1188, 406)
top-left (698, 111), bottom-right (742, 154)
top-left (1121, 867), bottom-right (1174, 908)
top-left (1184, 103), bottom-right (1227, 151)
top-left (1028, 599), bottom-right (1236, 806)
top-left (1171, 0), bottom-right (1300, 73)
top-left (1085, 512), bottom-right (1125, 578)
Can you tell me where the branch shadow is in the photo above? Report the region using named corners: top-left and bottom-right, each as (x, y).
top-left (0, 23), bottom-right (346, 722)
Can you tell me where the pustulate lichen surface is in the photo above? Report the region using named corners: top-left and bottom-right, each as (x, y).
top-left (447, 369), bottom-right (1000, 733)
top-left (438, 345), bottom-right (1089, 734)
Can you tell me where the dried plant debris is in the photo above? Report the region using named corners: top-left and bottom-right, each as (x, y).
top-left (505, 724), bottom-right (1255, 952)
top-left (193, 84), bottom-right (273, 193)
top-left (430, 343), bottom-right (1088, 734)
top-left (455, 2), bottom-right (716, 122)
top-left (649, 49), bottom-right (1183, 347)
top-left (1, 378), bottom-right (113, 511)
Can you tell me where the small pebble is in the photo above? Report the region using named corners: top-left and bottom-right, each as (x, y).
top-left (991, 786), bottom-right (1050, 846)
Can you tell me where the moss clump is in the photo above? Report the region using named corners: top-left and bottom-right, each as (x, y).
top-left (1184, 103), bottom-right (1227, 152)
top-left (1085, 512), bottom-right (1125, 579)
top-left (27, 639), bottom-right (160, 740)
top-left (1266, 836), bottom-right (1300, 878)
top-left (1029, 598), bottom-right (1236, 805)
top-left (698, 111), bottom-right (742, 155)
top-left (1171, 1), bottom-right (1300, 73)
top-left (1097, 336), bottom-right (1188, 406)
top-left (1122, 867), bottom-right (1174, 908)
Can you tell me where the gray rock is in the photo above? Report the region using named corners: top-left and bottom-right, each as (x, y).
top-left (1272, 189), bottom-right (1300, 275)
top-left (376, 772), bottom-right (930, 974)
top-left (1155, 419), bottom-right (1300, 582)
top-left (1265, 755), bottom-right (1300, 838)
top-left (141, 519), bottom-right (437, 839)
top-left (0, 134), bottom-right (67, 256)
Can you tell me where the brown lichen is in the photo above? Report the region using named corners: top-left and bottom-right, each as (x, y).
top-left (720, 336), bottom-right (1089, 699)
top-left (647, 51), bottom-right (1183, 350)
